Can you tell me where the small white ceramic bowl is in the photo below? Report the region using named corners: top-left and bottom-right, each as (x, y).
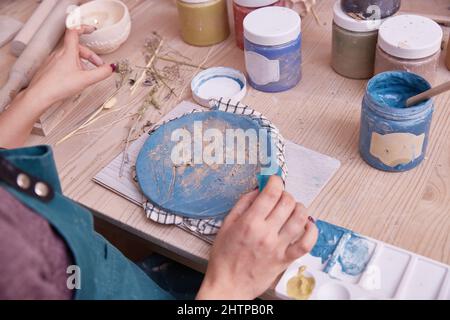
top-left (66, 0), bottom-right (131, 55)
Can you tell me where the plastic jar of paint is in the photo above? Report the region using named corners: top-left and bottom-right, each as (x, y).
top-left (176, 0), bottom-right (230, 46)
top-left (331, 1), bottom-right (383, 79)
top-left (359, 71), bottom-right (433, 172)
top-left (244, 7), bottom-right (301, 92)
top-left (233, 0), bottom-right (284, 50)
top-left (374, 15), bottom-right (443, 85)
top-left (341, 0), bottom-right (401, 20)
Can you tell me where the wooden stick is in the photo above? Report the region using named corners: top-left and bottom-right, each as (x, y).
top-left (0, 0), bottom-right (80, 113)
top-left (10, 0), bottom-right (58, 56)
top-left (406, 80), bottom-right (450, 107)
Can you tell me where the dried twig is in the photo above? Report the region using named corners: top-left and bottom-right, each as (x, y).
top-left (130, 39), bottom-right (164, 96)
top-left (119, 86), bottom-right (160, 177)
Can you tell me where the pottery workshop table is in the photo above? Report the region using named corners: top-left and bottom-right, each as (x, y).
top-left (1, 0), bottom-right (449, 274)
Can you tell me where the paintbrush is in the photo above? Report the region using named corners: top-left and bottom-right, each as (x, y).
top-left (406, 80), bottom-right (450, 107)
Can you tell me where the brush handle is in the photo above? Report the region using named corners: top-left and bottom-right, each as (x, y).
top-left (406, 80), bottom-right (450, 107)
top-left (0, 0), bottom-right (80, 113)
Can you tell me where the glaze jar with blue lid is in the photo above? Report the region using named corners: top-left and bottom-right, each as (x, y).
top-left (341, 0), bottom-right (401, 19)
top-left (359, 71), bottom-right (433, 172)
top-left (243, 6), bottom-right (302, 92)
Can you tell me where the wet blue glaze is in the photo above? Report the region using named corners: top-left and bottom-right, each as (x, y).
top-left (244, 35), bottom-right (302, 92)
top-left (312, 220), bottom-right (371, 276)
top-left (136, 109), bottom-right (280, 219)
top-left (359, 71), bottom-right (434, 172)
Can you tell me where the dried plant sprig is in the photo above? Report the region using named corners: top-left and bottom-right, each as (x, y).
top-left (114, 59), bottom-right (133, 88)
top-left (119, 85), bottom-right (161, 177)
top-left (130, 39), bottom-right (164, 96)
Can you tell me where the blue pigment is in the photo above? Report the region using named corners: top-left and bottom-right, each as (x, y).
top-left (311, 220), bottom-right (371, 276)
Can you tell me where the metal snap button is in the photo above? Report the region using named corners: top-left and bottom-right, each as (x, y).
top-left (17, 173), bottom-right (31, 190)
top-left (34, 182), bottom-right (49, 198)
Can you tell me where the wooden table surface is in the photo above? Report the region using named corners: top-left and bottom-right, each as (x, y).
top-left (1, 0), bottom-right (449, 272)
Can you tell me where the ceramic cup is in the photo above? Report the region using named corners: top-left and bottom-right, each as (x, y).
top-left (66, 0), bottom-right (131, 54)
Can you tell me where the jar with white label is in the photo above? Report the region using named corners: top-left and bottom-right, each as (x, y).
top-left (332, 0), bottom-right (383, 79)
top-left (374, 15), bottom-right (443, 84)
top-left (359, 71), bottom-right (433, 172)
top-left (243, 6), bottom-right (302, 92)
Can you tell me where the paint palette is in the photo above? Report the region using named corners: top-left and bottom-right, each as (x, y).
top-left (275, 220), bottom-right (450, 300)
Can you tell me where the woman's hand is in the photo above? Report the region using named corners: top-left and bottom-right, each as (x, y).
top-left (197, 176), bottom-right (318, 300)
top-left (0, 26), bottom-right (113, 149)
top-left (27, 25), bottom-right (113, 108)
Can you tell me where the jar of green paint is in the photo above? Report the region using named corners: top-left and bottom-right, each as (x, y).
top-left (331, 0), bottom-right (383, 79)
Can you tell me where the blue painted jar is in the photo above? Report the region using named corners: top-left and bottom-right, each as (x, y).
top-left (243, 6), bottom-right (302, 92)
top-left (359, 71), bottom-right (433, 172)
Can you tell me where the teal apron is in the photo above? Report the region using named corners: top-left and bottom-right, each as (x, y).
top-left (0, 146), bottom-right (174, 300)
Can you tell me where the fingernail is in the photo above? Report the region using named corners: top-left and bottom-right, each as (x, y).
top-left (110, 63), bottom-right (117, 73)
top-left (308, 216), bottom-right (315, 224)
top-left (92, 54), bottom-right (104, 66)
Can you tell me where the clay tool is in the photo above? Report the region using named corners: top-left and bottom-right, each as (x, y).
top-left (10, 0), bottom-right (58, 57)
top-left (406, 80), bottom-right (450, 107)
top-left (0, 0), bottom-right (80, 113)
top-left (0, 16), bottom-right (23, 48)
top-left (323, 232), bottom-right (351, 274)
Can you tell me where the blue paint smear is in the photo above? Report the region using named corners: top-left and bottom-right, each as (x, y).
top-left (311, 220), bottom-right (371, 276)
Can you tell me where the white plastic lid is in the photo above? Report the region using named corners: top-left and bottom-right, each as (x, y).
top-left (191, 67), bottom-right (247, 107)
top-left (179, 0), bottom-right (212, 3)
top-left (244, 7), bottom-right (301, 46)
top-left (333, 0), bottom-right (384, 32)
top-left (234, 0), bottom-right (279, 7)
top-left (378, 14), bottom-right (443, 59)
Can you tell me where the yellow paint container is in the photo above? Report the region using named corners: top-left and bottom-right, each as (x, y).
top-left (176, 0), bottom-right (230, 46)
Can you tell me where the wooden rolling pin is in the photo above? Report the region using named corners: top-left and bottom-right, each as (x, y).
top-left (0, 0), bottom-right (80, 113)
top-left (406, 80), bottom-right (450, 107)
top-left (10, 0), bottom-right (58, 57)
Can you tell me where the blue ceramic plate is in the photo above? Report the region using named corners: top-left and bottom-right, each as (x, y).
top-left (136, 109), bottom-right (275, 219)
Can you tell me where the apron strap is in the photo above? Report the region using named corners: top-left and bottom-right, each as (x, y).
top-left (0, 155), bottom-right (54, 202)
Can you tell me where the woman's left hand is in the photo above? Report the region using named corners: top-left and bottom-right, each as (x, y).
top-left (0, 26), bottom-right (113, 149)
top-left (27, 25), bottom-right (114, 109)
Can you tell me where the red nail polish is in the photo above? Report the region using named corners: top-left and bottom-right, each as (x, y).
top-left (110, 63), bottom-right (117, 73)
top-left (308, 216), bottom-right (315, 224)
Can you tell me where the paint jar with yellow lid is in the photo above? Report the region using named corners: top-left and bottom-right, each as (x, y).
top-left (176, 0), bottom-right (230, 46)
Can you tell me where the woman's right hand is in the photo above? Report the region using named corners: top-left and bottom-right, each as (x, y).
top-left (197, 176), bottom-right (318, 300)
